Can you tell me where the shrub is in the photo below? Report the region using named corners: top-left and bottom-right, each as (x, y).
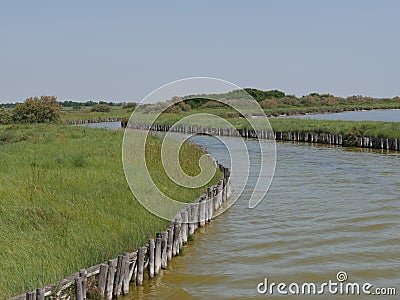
top-left (12, 96), bottom-right (61, 123)
top-left (122, 102), bottom-right (137, 110)
top-left (0, 108), bottom-right (12, 124)
top-left (90, 104), bottom-right (111, 112)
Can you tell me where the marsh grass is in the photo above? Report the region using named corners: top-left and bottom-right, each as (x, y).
top-left (0, 124), bottom-right (220, 298)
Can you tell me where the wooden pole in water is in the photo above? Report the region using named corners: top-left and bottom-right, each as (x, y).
top-left (148, 238), bottom-right (155, 279)
top-left (136, 247), bottom-right (145, 286)
top-left (155, 235), bottom-right (162, 275)
top-left (167, 227), bottom-right (173, 261)
top-left (161, 231), bottom-right (168, 269)
top-left (181, 210), bottom-right (189, 244)
top-left (199, 200), bottom-right (206, 227)
top-left (122, 253), bottom-right (134, 295)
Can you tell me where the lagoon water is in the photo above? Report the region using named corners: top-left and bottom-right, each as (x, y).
top-left (123, 137), bottom-right (400, 299)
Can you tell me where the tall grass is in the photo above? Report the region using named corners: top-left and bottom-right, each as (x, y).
top-left (0, 124), bottom-right (220, 298)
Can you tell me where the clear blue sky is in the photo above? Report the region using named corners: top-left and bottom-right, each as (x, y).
top-left (1, 0), bottom-right (399, 103)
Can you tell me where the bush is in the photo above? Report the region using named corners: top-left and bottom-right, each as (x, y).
top-left (122, 102), bottom-right (137, 110)
top-left (0, 108), bottom-right (12, 124)
top-left (12, 96), bottom-right (61, 123)
top-left (90, 104), bottom-right (111, 112)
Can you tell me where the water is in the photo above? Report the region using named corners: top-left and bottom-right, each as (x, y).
top-left (124, 137), bottom-right (400, 299)
top-left (287, 109), bottom-right (400, 122)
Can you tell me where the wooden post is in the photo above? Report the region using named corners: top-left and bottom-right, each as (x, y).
top-left (79, 269), bottom-right (87, 300)
top-left (136, 247), bottom-right (146, 286)
top-left (181, 210), bottom-right (189, 244)
top-left (189, 204), bottom-right (196, 235)
top-left (113, 255), bottom-right (127, 298)
top-left (167, 227), bottom-right (173, 261)
top-left (26, 291), bottom-right (35, 300)
top-left (161, 231), bottom-right (168, 269)
top-left (148, 238), bottom-right (155, 279)
top-left (199, 200), bottom-right (206, 227)
top-left (155, 235), bottom-right (162, 275)
top-left (106, 260), bottom-right (116, 300)
top-left (75, 277), bottom-right (83, 300)
top-left (173, 220), bottom-right (180, 256)
top-left (123, 253), bottom-right (134, 295)
top-left (35, 288), bottom-right (45, 300)
top-left (98, 264), bottom-right (108, 296)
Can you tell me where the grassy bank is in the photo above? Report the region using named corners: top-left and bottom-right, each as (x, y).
top-left (136, 111), bottom-right (400, 139)
top-left (0, 124), bottom-right (220, 298)
top-left (61, 107), bottom-right (131, 121)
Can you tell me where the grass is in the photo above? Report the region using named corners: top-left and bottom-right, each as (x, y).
top-left (61, 106), bottom-right (132, 121)
top-left (0, 124), bottom-right (221, 298)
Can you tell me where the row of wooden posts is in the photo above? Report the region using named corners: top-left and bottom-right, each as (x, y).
top-left (10, 164), bottom-right (232, 300)
top-left (122, 122), bottom-right (400, 151)
top-left (65, 118), bottom-right (125, 125)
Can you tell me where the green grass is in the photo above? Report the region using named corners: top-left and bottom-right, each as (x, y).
top-left (61, 107), bottom-right (131, 121)
top-left (0, 124), bottom-right (221, 298)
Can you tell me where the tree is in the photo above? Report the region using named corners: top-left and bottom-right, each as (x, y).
top-left (12, 96), bottom-right (61, 123)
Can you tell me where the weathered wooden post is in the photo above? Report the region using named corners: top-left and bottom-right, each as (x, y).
top-left (79, 269), bottom-right (87, 300)
top-left (98, 264), bottom-right (108, 296)
top-left (122, 253), bottom-right (134, 295)
top-left (199, 199), bottom-right (206, 227)
top-left (167, 227), bottom-right (174, 260)
top-left (136, 247), bottom-right (146, 286)
top-left (35, 288), bottom-right (45, 300)
top-left (148, 238), bottom-right (155, 279)
top-left (155, 235), bottom-right (162, 275)
top-left (173, 220), bottom-right (180, 256)
top-left (106, 260), bottom-right (116, 300)
top-left (75, 277), bottom-right (83, 300)
top-left (161, 231), bottom-right (168, 269)
top-left (181, 210), bottom-right (189, 244)
top-left (113, 255), bottom-right (127, 298)
top-left (26, 291), bottom-right (35, 300)
top-left (207, 188), bottom-right (213, 221)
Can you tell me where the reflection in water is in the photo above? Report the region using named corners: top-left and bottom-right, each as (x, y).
top-left (123, 136), bottom-right (399, 299)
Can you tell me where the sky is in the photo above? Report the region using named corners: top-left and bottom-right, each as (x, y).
top-left (0, 0), bottom-right (399, 103)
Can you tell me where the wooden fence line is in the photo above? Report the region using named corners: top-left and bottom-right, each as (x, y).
top-left (122, 122), bottom-right (400, 151)
top-left (65, 117), bottom-right (125, 125)
top-left (9, 164), bottom-right (232, 300)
